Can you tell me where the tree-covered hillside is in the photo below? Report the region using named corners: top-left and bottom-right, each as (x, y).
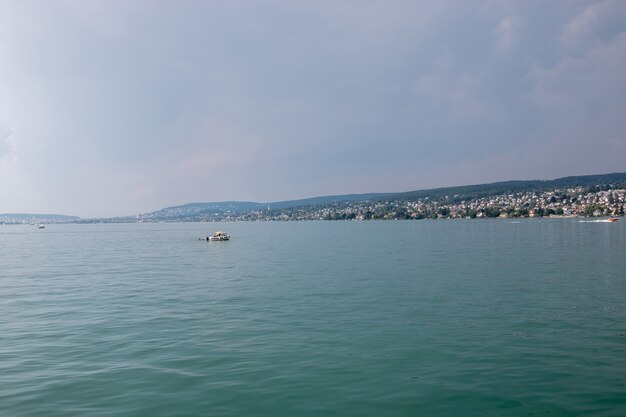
top-left (135, 172), bottom-right (626, 221)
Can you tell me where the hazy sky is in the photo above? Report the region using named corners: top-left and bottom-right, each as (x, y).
top-left (1, 1), bottom-right (625, 217)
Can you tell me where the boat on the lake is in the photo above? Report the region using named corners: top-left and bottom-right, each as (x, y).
top-left (204, 231), bottom-right (230, 241)
top-left (608, 217), bottom-right (619, 223)
top-left (37, 224), bottom-right (45, 229)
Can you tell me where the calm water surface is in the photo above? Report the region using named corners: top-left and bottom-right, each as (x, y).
top-left (1, 220), bottom-right (625, 416)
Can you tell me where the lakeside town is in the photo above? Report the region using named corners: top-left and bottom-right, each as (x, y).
top-left (2, 183), bottom-right (625, 225)
top-left (120, 186), bottom-right (626, 221)
top-left (140, 185), bottom-right (625, 222)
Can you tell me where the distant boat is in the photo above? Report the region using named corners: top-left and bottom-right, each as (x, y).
top-left (37, 224), bottom-right (45, 229)
top-left (608, 217), bottom-right (619, 223)
top-left (204, 231), bottom-right (230, 241)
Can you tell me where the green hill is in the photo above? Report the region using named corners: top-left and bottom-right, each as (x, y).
top-left (141, 172), bottom-right (626, 220)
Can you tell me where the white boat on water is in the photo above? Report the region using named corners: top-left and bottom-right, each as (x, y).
top-left (204, 231), bottom-right (230, 241)
top-left (37, 224), bottom-right (45, 229)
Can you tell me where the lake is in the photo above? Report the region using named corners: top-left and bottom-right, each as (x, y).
top-left (1, 219), bottom-right (625, 416)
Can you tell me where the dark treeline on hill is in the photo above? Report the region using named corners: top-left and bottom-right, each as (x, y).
top-left (116, 171), bottom-right (626, 222)
top-left (390, 172), bottom-right (626, 204)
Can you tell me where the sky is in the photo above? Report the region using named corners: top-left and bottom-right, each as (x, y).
top-left (1, 0), bottom-right (625, 217)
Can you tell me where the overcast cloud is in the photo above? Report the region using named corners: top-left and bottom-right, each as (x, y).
top-left (1, 0), bottom-right (625, 217)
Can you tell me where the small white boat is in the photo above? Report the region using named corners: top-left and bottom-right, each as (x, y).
top-left (206, 231), bottom-right (230, 241)
top-left (37, 224), bottom-right (45, 229)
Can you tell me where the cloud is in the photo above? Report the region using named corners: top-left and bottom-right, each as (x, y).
top-left (0, 121), bottom-right (16, 162)
top-left (0, 1), bottom-right (624, 216)
top-left (560, 0), bottom-right (626, 51)
top-left (532, 26), bottom-right (626, 125)
top-left (496, 16), bottom-right (522, 53)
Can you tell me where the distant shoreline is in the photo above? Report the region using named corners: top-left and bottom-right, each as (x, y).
top-left (3, 172), bottom-right (625, 223)
top-left (2, 214), bottom-right (622, 226)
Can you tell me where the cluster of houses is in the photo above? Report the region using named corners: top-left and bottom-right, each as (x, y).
top-left (31, 185), bottom-right (623, 224)
top-left (401, 187), bottom-right (626, 219)
top-left (218, 187), bottom-right (626, 221)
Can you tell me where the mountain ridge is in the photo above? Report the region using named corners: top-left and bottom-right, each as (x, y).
top-left (4, 172), bottom-right (625, 222)
top-left (139, 171), bottom-right (626, 221)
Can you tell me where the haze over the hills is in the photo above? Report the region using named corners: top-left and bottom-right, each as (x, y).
top-left (1, 1), bottom-right (625, 217)
top-left (3, 171), bottom-right (624, 222)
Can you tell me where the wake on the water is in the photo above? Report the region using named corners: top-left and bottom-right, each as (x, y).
top-left (577, 219), bottom-right (619, 223)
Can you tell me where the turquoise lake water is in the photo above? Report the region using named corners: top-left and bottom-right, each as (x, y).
top-left (1, 219), bottom-right (625, 416)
